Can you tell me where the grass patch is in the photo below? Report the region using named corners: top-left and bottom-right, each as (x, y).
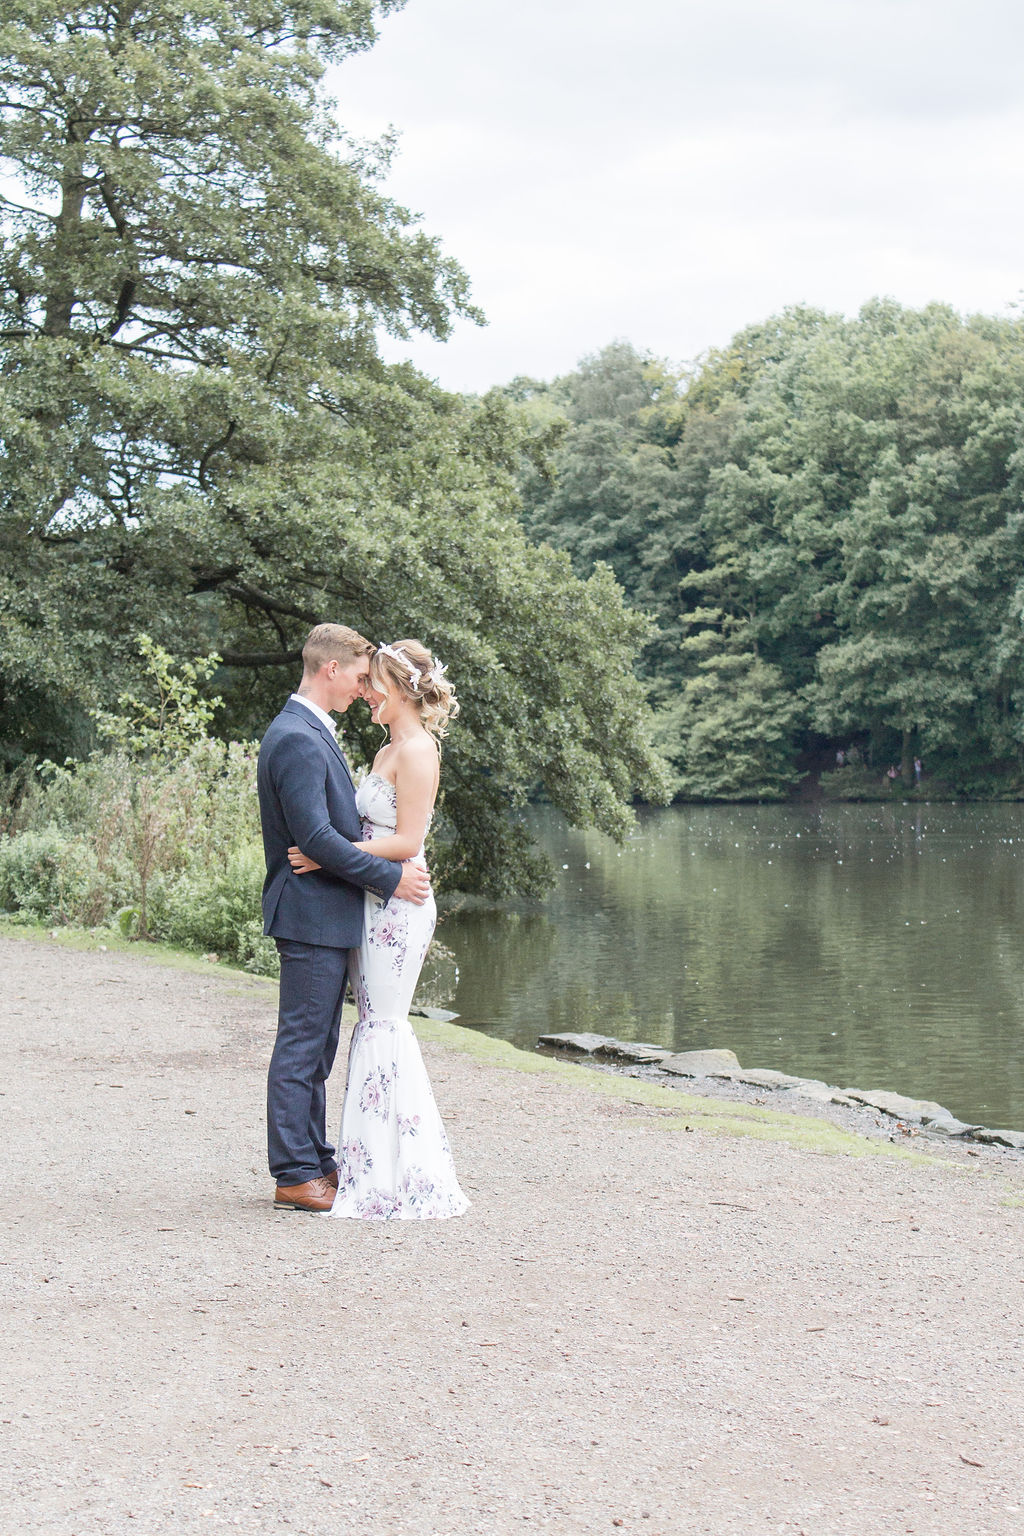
top-left (412, 1016), bottom-right (937, 1162)
top-left (0, 916), bottom-right (272, 987)
top-left (624, 1113), bottom-right (928, 1159)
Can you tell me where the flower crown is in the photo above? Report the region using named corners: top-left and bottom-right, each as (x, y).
top-left (375, 642), bottom-right (448, 696)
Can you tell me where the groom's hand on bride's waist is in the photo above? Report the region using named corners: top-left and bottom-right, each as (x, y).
top-left (394, 860), bottom-right (431, 905)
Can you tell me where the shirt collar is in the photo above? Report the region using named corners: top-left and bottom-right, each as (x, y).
top-left (289, 693), bottom-right (337, 735)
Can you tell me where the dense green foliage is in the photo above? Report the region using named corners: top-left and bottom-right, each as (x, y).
top-left (0, 1), bottom-right (666, 898)
top-left (0, 640), bottom-right (269, 963)
top-left (514, 310), bottom-right (1024, 797)
top-left (0, 735), bottom-right (276, 970)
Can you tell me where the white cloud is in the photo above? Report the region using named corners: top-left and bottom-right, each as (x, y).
top-left (331, 0), bottom-right (1024, 390)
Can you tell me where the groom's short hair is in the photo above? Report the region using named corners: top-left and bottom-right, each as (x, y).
top-left (301, 623), bottom-right (373, 675)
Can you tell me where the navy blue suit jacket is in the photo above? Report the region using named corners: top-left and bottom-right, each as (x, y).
top-left (258, 699), bottom-right (402, 948)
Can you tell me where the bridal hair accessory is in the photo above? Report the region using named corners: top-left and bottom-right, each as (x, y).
top-left (376, 642), bottom-right (422, 693)
top-left (429, 658), bottom-right (447, 687)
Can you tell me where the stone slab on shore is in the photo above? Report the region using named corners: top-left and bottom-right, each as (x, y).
top-left (661, 1048), bottom-right (742, 1076)
top-left (843, 1087), bottom-right (951, 1124)
top-left (3, 934), bottom-right (1024, 1536)
top-left (972, 1126), bottom-right (1024, 1150)
top-left (925, 1114), bottom-right (985, 1138)
top-left (729, 1067), bottom-right (808, 1089)
top-left (536, 1031), bottom-right (671, 1063)
top-left (539, 1031), bottom-right (1024, 1153)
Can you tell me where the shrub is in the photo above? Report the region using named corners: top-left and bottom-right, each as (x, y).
top-left (0, 644), bottom-right (269, 965)
top-left (160, 843), bottom-right (276, 974)
top-left (0, 758), bottom-right (43, 836)
top-left (0, 826), bottom-right (116, 925)
top-left (0, 736), bottom-right (267, 963)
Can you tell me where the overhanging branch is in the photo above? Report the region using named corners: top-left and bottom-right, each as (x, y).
top-left (220, 582), bottom-right (320, 624)
top-left (219, 648), bottom-right (301, 668)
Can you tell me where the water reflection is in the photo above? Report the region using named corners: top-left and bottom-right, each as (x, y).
top-left (440, 803), bottom-right (1024, 1129)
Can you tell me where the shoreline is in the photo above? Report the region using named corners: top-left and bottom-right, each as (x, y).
top-left (3, 916), bottom-right (1021, 1166)
top-left (536, 1034), bottom-right (1024, 1162)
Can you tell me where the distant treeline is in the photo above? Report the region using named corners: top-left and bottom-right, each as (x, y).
top-left (506, 303), bottom-right (1024, 799)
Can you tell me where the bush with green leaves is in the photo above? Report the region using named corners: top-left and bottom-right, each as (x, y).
top-left (0, 637), bottom-right (266, 964)
top-left (0, 745), bottom-right (272, 965)
top-left (0, 826), bottom-right (113, 925)
top-left (161, 844), bottom-right (277, 975)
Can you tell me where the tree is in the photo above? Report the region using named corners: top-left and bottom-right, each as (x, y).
top-left (0, 2), bottom-right (667, 891)
top-left (514, 306), bottom-right (1024, 797)
top-left (656, 624), bottom-right (804, 801)
top-left (513, 342), bottom-right (698, 696)
top-left (1, 0), bottom-right (465, 724)
top-left (803, 309), bottom-right (1024, 780)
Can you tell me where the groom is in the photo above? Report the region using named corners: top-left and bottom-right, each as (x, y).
top-left (258, 622), bottom-right (431, 1212)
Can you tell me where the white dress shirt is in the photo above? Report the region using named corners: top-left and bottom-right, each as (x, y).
top-left (289, 693), bottom-right (337, 735)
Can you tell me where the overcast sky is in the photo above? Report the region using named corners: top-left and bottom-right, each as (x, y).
top-left (330, 0), bottom-right (1024, 393)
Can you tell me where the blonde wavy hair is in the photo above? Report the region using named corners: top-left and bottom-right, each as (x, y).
top-left (369, 639), bottom-right (459, 742)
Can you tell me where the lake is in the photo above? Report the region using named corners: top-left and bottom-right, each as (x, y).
top-left (438, 801), bottom-right (1024, 1130)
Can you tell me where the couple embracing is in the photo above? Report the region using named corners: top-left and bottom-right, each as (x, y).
top-left (257, 623), bottom-right (469, 1220)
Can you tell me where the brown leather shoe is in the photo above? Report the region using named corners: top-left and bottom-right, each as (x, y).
top-left (323, 1169), bottom-right (339, 1190)
top-left (274, 1177), bottom-right (335, 1212)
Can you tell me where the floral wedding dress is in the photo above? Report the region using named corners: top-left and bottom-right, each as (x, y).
top-left (328, 772), bottom-right (469, 1220)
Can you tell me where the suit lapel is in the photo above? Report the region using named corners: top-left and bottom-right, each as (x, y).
top-left (320, 722), bottom-right (354, 786)
top-left (282, 699), bottom-right (354, 787)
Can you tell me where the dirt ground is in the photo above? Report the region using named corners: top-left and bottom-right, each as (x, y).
top-left (2, 931), bottom-right (1024, 1536)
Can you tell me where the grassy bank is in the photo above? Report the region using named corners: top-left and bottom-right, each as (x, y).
top-left (0, 915), bottom-right (274, 983)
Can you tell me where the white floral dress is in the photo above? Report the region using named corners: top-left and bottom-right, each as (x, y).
top-left (329, 773), bottom-right (469, 1220)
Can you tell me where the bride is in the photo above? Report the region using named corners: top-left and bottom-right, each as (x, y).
top-left (288, 639), bottom-right (469, 1220)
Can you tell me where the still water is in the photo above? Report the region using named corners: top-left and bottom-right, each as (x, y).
top-left (439, 802), bottom-right (1024, 1130)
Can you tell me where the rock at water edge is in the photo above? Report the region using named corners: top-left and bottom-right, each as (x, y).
top-left (781, 1080), bottom-right (854, 1106)
top-left (594, 1040), bottom-right (673, 1064)
top-left (659, 1048), bottom-right (742, 1077)
top-left (970, 1127), bottom-right (1024, 1150)
top-left (732, 1069), bottom-right (805, 1090)
top-left (923, 1116), bottom-right (984, 1139)
top-left (537, 1033), bottom-right (615, 1056)
top-left (842, 1088), bottom-right (951, 1125)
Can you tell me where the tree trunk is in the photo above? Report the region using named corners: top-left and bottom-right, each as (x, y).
top-left (900, 728), bottom-right (913, 784)
top-left (43, 159), bottom-right (86, 337)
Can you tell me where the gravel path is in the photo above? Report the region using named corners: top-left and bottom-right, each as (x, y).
top-left (2, 932), bottom-right (1024, 1536)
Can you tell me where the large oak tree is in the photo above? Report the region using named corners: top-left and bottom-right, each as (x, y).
top-left (0, 1), bottom-right (667, 892)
